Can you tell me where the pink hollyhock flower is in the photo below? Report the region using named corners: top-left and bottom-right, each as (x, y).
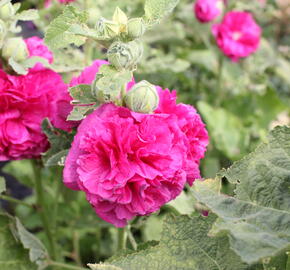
top-left (0, 69), bottom-right (67, 160)
top-left (64, 89), bottom-right (208, 227)
top-left (194, 0), bottom-right (224, 23)
top-left (45, 0), bottom-right (75, 7)
top-left (25, 36), bottom-right (53, 71)
top-left (212, 11), bottom-right (261, 61)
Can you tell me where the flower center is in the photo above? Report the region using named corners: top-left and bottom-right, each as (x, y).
top-left (232, 31), bottom-right (242, 41)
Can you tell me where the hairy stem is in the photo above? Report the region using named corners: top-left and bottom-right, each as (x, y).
top-left (32, 160), bottom-right (57, 260)
top-left (126, 226), bottom-right (137, 251)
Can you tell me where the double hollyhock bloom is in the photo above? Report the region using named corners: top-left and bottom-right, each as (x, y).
top-left (64, 85), bottom-right (208, 227)
top-left (0, 37), bottom-right (69, 160)
top-left (194, 0), bottom-right (224, 23)
top-left (212, 11), bottom-right (261, 61)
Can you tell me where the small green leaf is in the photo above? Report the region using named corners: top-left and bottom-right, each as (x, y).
top-left (0, 214), bottom-right (37, 270)
top-left (8, 58), bottom-right (27, 75)
top-left (0, 177), bottom-right (6, 194)
top-left (69, 84), bottom-right (96, 104)
top-left (15, 9), bottom-right (39, 21)
top-left (67, 105), bottom-right (97, 121)
top-left (41, 119), bottom-right (74, 166)
top-left (15, 218), bottom-right (48, 267)
top-left (45, 149), bottom-right (69, 167)
top-left (144, 0), bottom-right (179, 23)
top-left (44, 5), bottom-right (88, 50)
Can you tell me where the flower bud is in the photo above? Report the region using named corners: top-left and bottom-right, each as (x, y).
top-left (2, 37), bottom-right (29, 62)
top-left (124, 80), bottom-right (159, 113)
top-left (127, 18), bottom-right (146, 39)
top-left (0, 2), bottom-right (14, 20)
top-left (95, 17), bottom-right (119, 39)
top-left (0, 19), bottom-right (6, 49)
top-left (91, 77), bottom-right (120, 104)
top-left (107, 40), bottom-right (143, 71)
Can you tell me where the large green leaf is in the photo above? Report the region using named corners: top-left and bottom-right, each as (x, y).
top-left (192, 126), bottom-right (290, 264)
top-left (0, 214), bottom-right (37, 270)
top-left (89, 215), bottom-right (247, 270)
top-left (144, 0), bottom-right (179, 23)
top-left (0, 177), bottom-right (5, 194)
top-left (44, 6), bottom-right (88, 50)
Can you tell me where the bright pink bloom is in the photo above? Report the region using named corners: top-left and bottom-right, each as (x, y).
top-left (194, 0), bottom-right (224, 23)
top-left (45, 0), bottom-right (75, 7)
top-left (212, 11), bottom-right (261, 61)
top-left (64, 88), bottom-right (208, 227)
top-left (25, 36), bottom-right (53, 71)
top-left (0, 69), bottom-right (67, 160)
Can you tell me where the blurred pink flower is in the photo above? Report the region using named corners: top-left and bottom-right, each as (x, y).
top-left (25, 36), bottom-right (53, 71)
top-left (64, 88), bottom-right (208, 227)
top-left (194, 0), bottom-right (224, 23)
top-left (0, 69), bottom-right (67, 160)
top-left (45, 0), bottom-right (75, 7)
top-left (212, 11), bottom-right (261, 61)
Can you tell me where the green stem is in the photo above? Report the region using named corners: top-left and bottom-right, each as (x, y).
top-left (0, 194), bottom-right (33, 208)
top-left (215, 53), bottom-right (224, 106)
top-left (117, 228), bottom-right (127, 251)
top-left (286, 252), bottom-right (290, 270)
top-left (72, 231), bottom-right (82, 266)
top-left (162, 205), bottom-right (181, 216)
top-left (126, 226), bottom-right (137, 251)
top-left (49, 261), bottom-right (87, 270)
top-left (32, 160), bottom-right (57, 260)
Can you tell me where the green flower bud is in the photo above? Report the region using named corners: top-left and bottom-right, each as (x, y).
top-left (107, 40), bottom-right (143, 71)
top-left (2, 37), bottom-right (29, 62)
top-left (0, 19), bottom-right (6, 49)
top-left (95, 17), bottom-right (119, 39)
top-left (127, 18), bottom-right (146, 39)
top-left (124, 80), bottom-right (159, 113)
top-left (0, 2), bottom-right (14, 20)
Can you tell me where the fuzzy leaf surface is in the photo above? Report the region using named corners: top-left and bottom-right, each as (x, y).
top-left (192, 126), bottom-right (290, 264)
top-left (44, 6), bottom-right (88, 50)
top-left (90, 215), bottom-right (247, 270)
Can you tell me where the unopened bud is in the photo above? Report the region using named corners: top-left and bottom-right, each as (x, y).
top-left (92, 78), bottom-right (120, 104)
top-left (124, 80), bottom-right (159, 113)
top-left (107, 40), bottom-right (143, 71)
top-left (2, 37), bottom-right (29, 62)
top-left (95, 17), bottom-right (119, 39)
top-left (0, 2), bottom-right (14, 20)
top-left (127, 18), bottom-right (145, 39)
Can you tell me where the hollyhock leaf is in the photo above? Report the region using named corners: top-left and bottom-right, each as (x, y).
top-left (14, 218), bottom-right (48, 267)
top-left (88, 265), bottom-right (122, 270)
top-left (197, 101), bottom-right (249, 160)
top-left (0, 177), bottom-right (5, 194)
top-left (15, 9), bottom-right (39, 21)
top-left (67, 105), bottom-right (97, 121)
top-left (90, 215), bottom-right (247, 270)
top-left (44, 6), bottom-right (88, 50)
top-left (69, 84), bottom-right (96, 104)
top-left (192, 126), bottom-right (290, 264)
top-left (45, 149), bottom-right (69, 167)
top-left (144, 0), bottom-right (179, 23)
top-left (0, 213), bottom-right (38, 270)
top-left (0, 0), bottom-right (11, 8)
top-left (8, 57), bottom-right (28, 75)
top-left (41, 119), bottom-right (74, 167)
